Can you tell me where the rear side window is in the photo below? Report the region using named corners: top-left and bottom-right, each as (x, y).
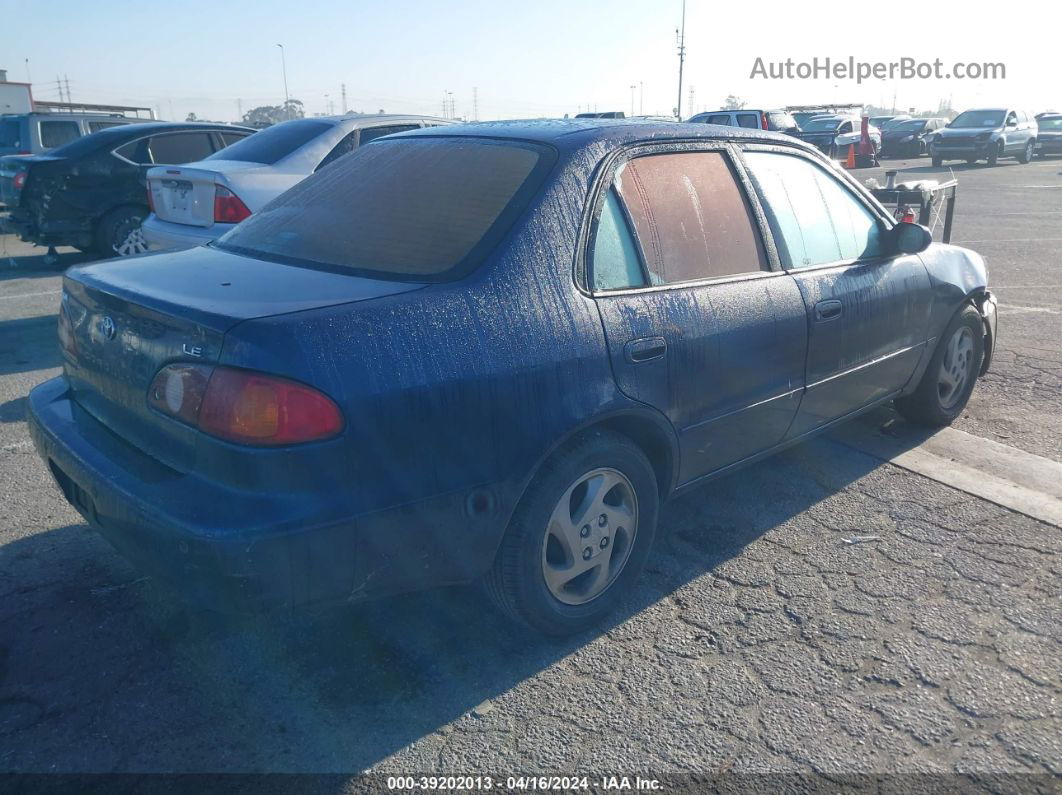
top-left (205, 119), bottom-right (330, 164)
top-left (219, 131), bottom-right (249, 148)
top-left (736, 113), bottom-right (759, 129)
top-left (39, 120), bottom-right (80, 148)
top-left (148, 132), bottom-right (215, 164)
top-left (217, 137), bottom-right (553, 281)
top-left (767, 112), bottom-right (797, 131)
top-left (591, 190), bottom-right (645, 291)
top-left (358, 124), bottom-right (419, 145)
top-left (315, 130), bottom-right (358, 171)
top-left (744, 151), bottom-right (884, 268)
top-left (614, 151), bottom-right (767, 284)
top-left (707, 114), bottom-right (731, 125)
top-left (88, 121), bottom-right (125, 133)
top-left (0, 118), bottom-right (23, 148)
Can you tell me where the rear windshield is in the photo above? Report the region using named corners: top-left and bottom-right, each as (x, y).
top-left (802, 117), bottom-right (842, 131)
top-left (894, 119), bottom-right (928, 130)
top-left (1038, 117), bottom-right (1062, 130)
top-left (206, 119), bottom-right (331, 165)
top-left (216, 137), bottom-right (554, 282)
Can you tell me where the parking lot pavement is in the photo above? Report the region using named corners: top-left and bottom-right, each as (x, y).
top-left (0, 155), bottom-right (1060, 780)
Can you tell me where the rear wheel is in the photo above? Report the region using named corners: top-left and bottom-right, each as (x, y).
top-left (895, 305), bottom-right (984, 427)
top-left (95, 206), bottom-right (148, 258)
top-left (484, 430), bottom-right (659, 635)
top-left (1018, 140), bottom-right (1035, 164)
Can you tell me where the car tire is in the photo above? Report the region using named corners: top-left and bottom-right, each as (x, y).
top-left (986, 143), bottom-right (1002, 166)
top-left (931, 156), bottom-right (942, 167)
top-left (484, 429), bottom-right (659, 635)
top-left (1017, 140), bottom-right (1034, 164)
top-left (95, 206), bottom-right (149, 258)
top-left (895, 305), bottom-right (984, 427)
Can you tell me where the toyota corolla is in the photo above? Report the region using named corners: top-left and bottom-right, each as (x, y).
top-left (28, 120), bottom-right (997, 635)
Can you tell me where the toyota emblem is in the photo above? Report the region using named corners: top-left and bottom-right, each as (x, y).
top-left (99, 316), bottom-right (116, 340)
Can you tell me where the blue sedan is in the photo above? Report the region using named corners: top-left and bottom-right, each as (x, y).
top-left (27, 120), bottom-right (997, 635)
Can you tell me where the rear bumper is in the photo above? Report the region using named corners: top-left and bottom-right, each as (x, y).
top-left (1035, 139), bottom-right (1062, 154)
top-left (142, 214), bottom-right (230, 251)
top-left (7, 207), bottom-right (93, 247)
top-left (27, 376), bottom-right (495, 613)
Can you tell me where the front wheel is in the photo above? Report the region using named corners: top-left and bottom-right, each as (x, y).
top-left (484, 430), bottom-right (659, 635)
top-left (986, 143), bottom-right (1002, 166)
top-left (95, 206), bottom-right (148, 258)
top-left (895, 305), bottom-right (984, 427)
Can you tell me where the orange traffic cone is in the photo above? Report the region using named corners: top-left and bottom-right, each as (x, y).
top-left (845, 145), bottom-right (856, 169)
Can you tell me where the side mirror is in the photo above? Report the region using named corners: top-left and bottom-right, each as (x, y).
top-left (893, 222), bottom-right (932, 255)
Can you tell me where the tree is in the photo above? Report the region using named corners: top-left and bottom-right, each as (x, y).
top-left (724, 94), bottom-right (746, 110)
top-left (185, 112), bottom-right (198, 122)
top-left (241, 99), bottom-right (305, 127)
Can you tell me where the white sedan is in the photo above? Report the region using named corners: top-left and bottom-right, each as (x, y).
top-left (143, 114), bottom-right (452, 251)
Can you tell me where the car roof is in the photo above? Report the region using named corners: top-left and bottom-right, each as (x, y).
top-left (311, 113), bottom-right (452, 127)
top-left (392, 118), bottom-right (815, 155)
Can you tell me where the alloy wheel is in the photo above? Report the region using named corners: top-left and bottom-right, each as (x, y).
top-left (938, 326), bottom-right (975, 409)
top-left (541, 467), bottom-right (638, 605)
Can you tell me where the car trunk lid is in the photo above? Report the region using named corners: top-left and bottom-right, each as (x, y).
top-left (61, 245), bottom-right (426, 470)
top-left (148, 165), bottom-right (228, 228)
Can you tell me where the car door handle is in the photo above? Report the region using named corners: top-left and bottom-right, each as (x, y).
top-left (624, 336), bottom-right (667, 363)
top-left (815, 299), bottom-right (843, 322)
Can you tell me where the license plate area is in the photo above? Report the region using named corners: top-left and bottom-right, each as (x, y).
top-left (49, 459), bottom-right (98, 523)
top-left (162, 179), bottom-right (194, 212)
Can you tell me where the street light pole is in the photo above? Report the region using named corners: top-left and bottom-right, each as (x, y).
top-left (276, 43), bottom-right (290, 119)
top-left (630, 85), bottom-right (636, 118)
top-left (676, 0), bottom-right (686, 120)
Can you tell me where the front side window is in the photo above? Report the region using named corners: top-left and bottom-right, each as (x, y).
top-left (39, 120), bottom-right (80, 148)
top-left (744, 150), bottom-right (884, 268)
top-left (613, 151), bottom-right (767, 285)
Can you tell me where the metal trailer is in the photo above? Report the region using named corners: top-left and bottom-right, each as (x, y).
top-left (869, 172), bottom-right (957, 243)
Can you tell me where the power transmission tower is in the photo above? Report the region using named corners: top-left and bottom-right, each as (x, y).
top-left (472, 87), bottom-right (479, 121)
top-left (341, 83), bottom-right (347, 114)
top-left (56, 75), bottom-right (64, 103)
top-left (64, 74), bottom-right (71, 103)
top-left (675, 0), bottom-right (686, 119)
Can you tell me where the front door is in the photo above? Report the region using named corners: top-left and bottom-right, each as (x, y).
top-left (740, 147), bottom-right (933, 437)
top-left (588, 147), bottom-right (808, 485)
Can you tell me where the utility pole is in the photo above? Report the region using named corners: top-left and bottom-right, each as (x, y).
top-left (24, 58), bottom-right (31, 84)
top-left (237, 98), bottom-right (242, 121)
top-left (341, 83), bottom-right (347, 114)
top-left (639, 81), bottom-right (644, 115)
top-left (276, 43), bottom-right (290, 118)
top-left (472, 87), bottom-right (479, 121)
top-left (675, 0), bottom-right (686, 119)
top-left (630, 85), bottom-right (636, 117)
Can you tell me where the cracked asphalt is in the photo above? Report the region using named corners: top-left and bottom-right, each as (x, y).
top-left (0, 154), bottom-right (1060, 786)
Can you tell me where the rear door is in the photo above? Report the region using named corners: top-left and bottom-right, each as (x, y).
top-left (590, 145), bottom-right (808, 484)
top-left (740, 146), bottom-right (932, 436)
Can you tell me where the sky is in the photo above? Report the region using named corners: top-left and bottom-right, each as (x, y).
top-left (3, 0), bottom-right (1058, 123)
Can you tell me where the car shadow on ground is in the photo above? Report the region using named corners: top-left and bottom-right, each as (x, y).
top-left (0, 315), bottom-right (61, 376)
top-left (0, 245), bottom-right (94, 275)
top-left (0, 411), bottom-right (922, 773)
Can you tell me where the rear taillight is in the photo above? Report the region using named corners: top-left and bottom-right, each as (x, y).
top-left (13, 171), bottom-right (26, 191)
top-left (146, 183), bottom-right (155, 212)
top-left (213, 185), bottom-right (251, 224)
top-left (148, 365), bottom-right (343, 446)
top-left (761, 113), bottom-right (769, 130)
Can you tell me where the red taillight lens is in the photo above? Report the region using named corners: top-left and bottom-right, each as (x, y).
top-left (146, 183), bottom-right (155, 212)
top-left (148, 365), bottom-right (343, 446)
top-left (761, 113), bottom-right (769, 130)
top-left (213, 185), bottom-right (251, 224)
top-left (901, 209), bottom-right (916, 224)
top-left (13, 171), bottom-right (26, 191)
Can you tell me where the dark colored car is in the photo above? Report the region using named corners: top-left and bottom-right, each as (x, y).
top-left (930, 108), bottom-right (1038, 166)
top-left (27, 120), bottom-right (997, 635)
top-left (2, 122), bottom-right (253, 257)
top-left (880, 117), bottom-right (948, 158)
top-left (1034, 114), bottom-right (1062, 157)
